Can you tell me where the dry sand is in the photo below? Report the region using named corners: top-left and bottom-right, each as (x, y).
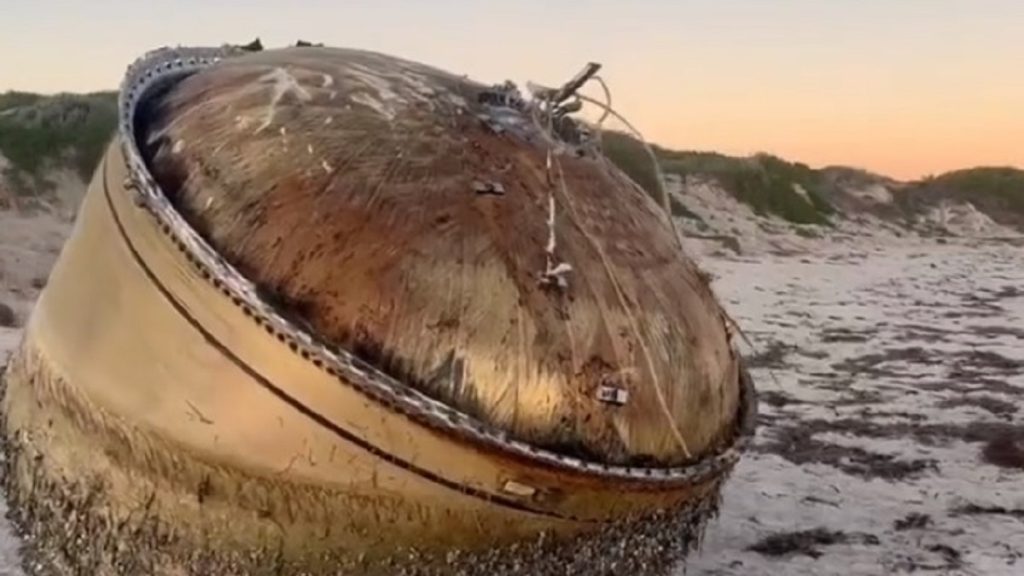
top-left (686, 240), bottom-right (1024, 576)
top-left (0, 204), bottom-right (1022, 575)
top-left (0, 209), bottom-right (71, 576)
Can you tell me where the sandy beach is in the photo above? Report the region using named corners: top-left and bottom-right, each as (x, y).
top-left (1, 206), bottom-right (1022, 575)
top-left (687, 241), bottom-right (1024, 576)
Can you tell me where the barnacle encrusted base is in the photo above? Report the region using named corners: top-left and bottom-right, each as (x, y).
top-left (0, 348), bottom-right (725, 576)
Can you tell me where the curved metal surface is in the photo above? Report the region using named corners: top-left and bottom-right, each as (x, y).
top-left (117, 45), bottom-right (753, 482)
top-left (0, 43), bottom-right (758, 575)
top-left (0, 139), bottom-right (752, 574)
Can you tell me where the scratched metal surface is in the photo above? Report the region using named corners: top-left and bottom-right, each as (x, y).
top-left (140, 46), bottom-right (742, 467)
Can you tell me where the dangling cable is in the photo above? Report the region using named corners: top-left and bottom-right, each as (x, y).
top-left (572, 86), bottom-right (762, 359)
top-left (526, 68), bottom-right (694, 459)
top-left (528, 66), bottom-right (769, 452)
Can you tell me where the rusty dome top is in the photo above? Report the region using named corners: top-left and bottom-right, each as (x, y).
top-left (134, 45), bottom-right (742, 467)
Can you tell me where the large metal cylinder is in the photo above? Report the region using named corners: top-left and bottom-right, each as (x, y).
top-left (0, 45), bottom-right (756, 576)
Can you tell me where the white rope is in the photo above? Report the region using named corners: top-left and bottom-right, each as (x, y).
top-left (526, 73), bottom-right (694, 459)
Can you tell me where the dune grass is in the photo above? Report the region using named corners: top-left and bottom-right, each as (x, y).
top-left (0, 91), bottom-right (118, 189)
top-left (600, 129), bottom-right (1024, 231)
top-left (601, 130), bottom-right (834, 225)
top-left (918, 168), bottom-right (1024, 211)
top-left (892, 167), bottom-right (1024, 228)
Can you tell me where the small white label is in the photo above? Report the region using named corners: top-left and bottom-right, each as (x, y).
top-left (597, 385), bottom-right (629, 406)
top-left (502, 480), bottom-right (537, 497)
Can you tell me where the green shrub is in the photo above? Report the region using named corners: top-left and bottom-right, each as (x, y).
top-left (895, 167), bottom-right (1024, 225)
top-left (600, 130), bottom-right (834, 225)
top-left (0, 91), bottom-right (118, 181)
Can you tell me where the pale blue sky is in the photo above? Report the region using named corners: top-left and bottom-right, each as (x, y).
top-left (2, 0), bottom-right (1022, 177)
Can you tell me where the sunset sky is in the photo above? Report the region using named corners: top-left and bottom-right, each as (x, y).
top-left (2, 0), bottom-right (1021, 180)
